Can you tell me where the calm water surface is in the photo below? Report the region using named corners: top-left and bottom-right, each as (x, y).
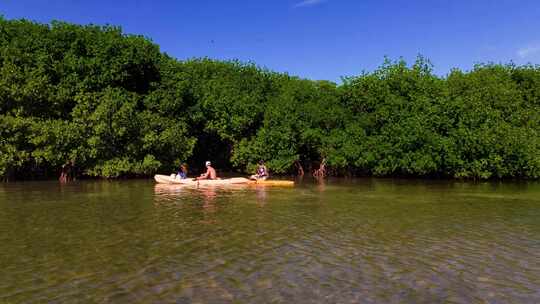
top-left (0, 179), bottom-right (539, 303)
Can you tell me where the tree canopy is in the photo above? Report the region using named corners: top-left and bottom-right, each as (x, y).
top-left (1, 18), bottom-right (539, 180)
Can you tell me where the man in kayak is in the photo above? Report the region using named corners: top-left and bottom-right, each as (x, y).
top-left (197, 161), bottom-right (217, 180)
top-left (250, 160), bottom-right (268, 180)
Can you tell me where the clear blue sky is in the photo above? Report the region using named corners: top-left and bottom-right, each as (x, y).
top-left (2, 0), bottom-right (540, 82)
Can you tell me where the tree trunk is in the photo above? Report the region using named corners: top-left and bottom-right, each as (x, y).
top-left (313, 158), bottom-right (327, 178)
top-left (294, 160), bottom-right (304, 177)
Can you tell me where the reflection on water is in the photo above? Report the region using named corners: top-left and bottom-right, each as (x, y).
top-left (0, 179), bottom-right (539, 303)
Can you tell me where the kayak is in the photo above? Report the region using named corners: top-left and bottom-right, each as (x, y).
top-left (153, 174), bottom-right (294, 186)
top-left (249, 179), bottom-right (295, 186)
top-left (154, 175), bottom-right (249, 185)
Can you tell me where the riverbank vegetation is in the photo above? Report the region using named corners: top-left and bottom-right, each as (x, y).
top-left (1, 18), bottom-right (539, 180)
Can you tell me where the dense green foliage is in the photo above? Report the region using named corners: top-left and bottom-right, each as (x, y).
top-left (1, 18), bottom-right (539, 180)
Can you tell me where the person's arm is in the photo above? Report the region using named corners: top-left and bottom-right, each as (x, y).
top-left (200, 168), bottom-right (210, 178)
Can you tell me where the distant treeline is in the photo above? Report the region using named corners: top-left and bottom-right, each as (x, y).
top-left (1, 18), bottom-right (539, 180)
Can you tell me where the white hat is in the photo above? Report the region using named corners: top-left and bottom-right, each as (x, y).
top-left (205, 161), bottom-right (211, 166)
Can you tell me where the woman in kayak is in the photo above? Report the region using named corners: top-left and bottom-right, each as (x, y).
top-left (176, 163), bottom-right (188, 179)
top-left (250, 160), bottom-right (268, 180)
top-left (197, 161), bottom-right (218, 180)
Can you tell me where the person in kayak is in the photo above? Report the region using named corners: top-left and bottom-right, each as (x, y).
top-left (176, 163), bottom-right (188, 179)
top-left (250, 160), bottom-right (268, 180)
top-left (197, 161), bottom-right (217, 180)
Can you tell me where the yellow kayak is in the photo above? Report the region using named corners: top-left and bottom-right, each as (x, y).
top-left (248, 179), bottom-right (294, 186)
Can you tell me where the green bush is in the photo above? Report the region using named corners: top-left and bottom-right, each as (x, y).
top-left (0, 18), bottom-right (538, 180)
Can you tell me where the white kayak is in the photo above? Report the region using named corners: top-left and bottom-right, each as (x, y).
top-left (154, 174), bottom-right (249, 185)
top-left (154, 174), bottom-right (294, 187)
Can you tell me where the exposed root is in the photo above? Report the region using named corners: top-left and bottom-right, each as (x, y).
top-left (313, 158), bottom-right (327, 178)
top-left (294, 160), bottom-right (304, 177)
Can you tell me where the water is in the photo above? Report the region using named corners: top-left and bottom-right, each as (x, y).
top-left (1, 179), bottom-right (539, 303)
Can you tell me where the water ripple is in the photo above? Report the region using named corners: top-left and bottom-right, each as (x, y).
top-left (0, 180), bottom-right (539, 303)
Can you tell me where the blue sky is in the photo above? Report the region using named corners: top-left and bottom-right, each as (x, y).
top-left (2, 0), bottom-right (540, 81)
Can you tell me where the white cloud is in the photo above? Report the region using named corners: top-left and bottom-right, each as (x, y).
top-left (294, 0), bottom-right (327, 8)
top-left (517, 45), bottom-right (540, 58)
